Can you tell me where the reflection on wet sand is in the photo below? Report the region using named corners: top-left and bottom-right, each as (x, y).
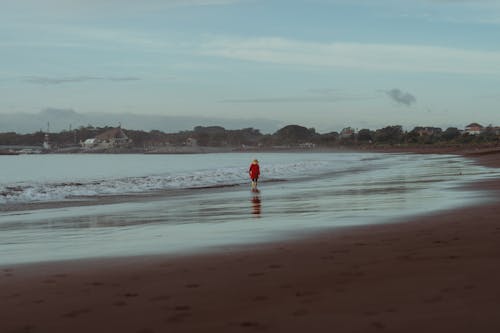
top-left (251, 194), bottom-right (261, 217)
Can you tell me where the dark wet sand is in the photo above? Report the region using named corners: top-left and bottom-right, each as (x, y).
top-left (1, 150), bottom-right (500, 333)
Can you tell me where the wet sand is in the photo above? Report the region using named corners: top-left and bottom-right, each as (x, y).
top-left (1, 151), bottom-right (500, 333)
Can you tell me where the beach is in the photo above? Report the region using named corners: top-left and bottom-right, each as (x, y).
top-left (1, 151), bottom-right (500, 332)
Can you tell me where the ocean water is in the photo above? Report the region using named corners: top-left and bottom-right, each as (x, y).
top-left (0, 152), bottom-right (498, 265)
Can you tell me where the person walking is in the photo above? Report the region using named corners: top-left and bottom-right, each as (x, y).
top-left (248, 159), bottom-right (260, 192)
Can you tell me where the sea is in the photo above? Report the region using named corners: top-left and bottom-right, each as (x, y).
top-left (1, 152), bottom-right (499, 265)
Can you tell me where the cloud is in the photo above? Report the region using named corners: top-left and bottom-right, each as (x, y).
top-left (0, 109), bottom-right (281, 134)
top-left (24, 76), bottom-right (140, 85)
top-left (201, 36), bottom-right (500, 75)
top-left (386, 88), bottom-right (417, 106)
top-left (220, 89), bottom-right (374, 104)
top-left (6, 0), bottom-right (241, 16)
top-left (424, 0), bottom-right (492, 3)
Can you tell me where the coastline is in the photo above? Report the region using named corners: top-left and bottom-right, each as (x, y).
top-left (1, 151), bottom-right (500, 332)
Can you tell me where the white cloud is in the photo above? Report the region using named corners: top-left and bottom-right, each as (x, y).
top-left (0, 0), bottom-right (243, 23)
top-left (201, 36), bottom-right (500, 75)
top-left (24, 76), bottom-right (140, 85)
top-left (48, 0), bottom-right (241, 12)
top-left (220, 89), bottom-right (375, 104)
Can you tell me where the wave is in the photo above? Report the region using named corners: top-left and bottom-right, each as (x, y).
top-left (0, 159), bottom-right (334, 204)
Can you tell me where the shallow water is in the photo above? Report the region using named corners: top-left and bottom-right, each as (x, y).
top-left (1, 152), bottom-right (498, 265)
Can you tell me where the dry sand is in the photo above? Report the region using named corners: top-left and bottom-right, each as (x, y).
top-left (1, 150), bottom-right (500, 333)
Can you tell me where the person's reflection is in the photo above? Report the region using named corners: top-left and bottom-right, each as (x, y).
top-left (251, 194), bottom-right (262, 217)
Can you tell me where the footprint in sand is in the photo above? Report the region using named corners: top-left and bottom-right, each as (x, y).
top-left (136, 329), bottom-right (154, 333)
top-left (185, 283), bottom-right (200, 288)
top-left (51, 274), bottom-right (68, 278)
top-left (166, 306), bottom-right (192, 323)
top-left (364, 311), bottom-right (379, 316)
top-left (174, 305), bottom-right (191, 311)
top-left (166, 313), bottom-right (191, 323)
top-left (440, 287), bottom-right (456, 293)
top-left (423, 295), bottom-right (443, 304)
top-left (330, 249), bottom-right (350, 254)
top-left (291, 309), bottom-right (309, 317)
top-left (239, 321), bottom-right (263, 328)
top-left (88, 281), bottom-right (105, 287)
top-left (320, 255), bottom-right (335, 261)
top-left (19, 325), bottom-right (35, 333)
top-left (381, 238), bottom-right (400, 243)
top-left (160, 262), bottom-right (174, 268)
top-left (371, 321), bottom-right (386, 329)
top-left (62, 308), bottom-right (91, 318)
top-left (295, 290), bottom-right (318, 304)
top-left (113, 301), bottom-right (127, 307)
top-left (149, 295), bottom-right (171, 302)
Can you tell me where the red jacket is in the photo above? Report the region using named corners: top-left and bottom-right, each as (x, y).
top-left (249, 163), bottom-right (260, 179)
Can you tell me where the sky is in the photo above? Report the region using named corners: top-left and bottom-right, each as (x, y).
top-left (1, 0), bottom-right (499, 133)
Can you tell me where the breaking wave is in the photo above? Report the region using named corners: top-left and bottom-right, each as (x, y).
top-left (0, 159), bottom-right (333, 204)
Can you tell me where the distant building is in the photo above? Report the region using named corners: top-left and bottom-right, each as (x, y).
top-left (413, 127), bottom-right (442, 136)
top-left (82, 138), bottom-right (97, 149)
top-left (340, 127), bottom-right (355, 139)
top-left (185, 138), bottom-right (198, 146)
top-left (43, 133), bottom-right (51, 150)
top-left (299, 142), bottom-right (316, 149)
top-left (465, 123), bottom-right (484, 135)
top-left (81, 127), bottom-right (131, 149)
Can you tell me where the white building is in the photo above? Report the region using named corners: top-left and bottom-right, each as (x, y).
top-left (81, 127), bottom-right (131, 149)
top-left (464, 123), bottom-right (484, 135)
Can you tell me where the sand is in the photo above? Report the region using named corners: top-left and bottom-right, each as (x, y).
top-left (1, 150), bottom-right (500, 333)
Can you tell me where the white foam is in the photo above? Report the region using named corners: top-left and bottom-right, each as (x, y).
top-left (0, 159), bottom-right (334, 204)
top-left (3, 152), bottom-right (493, 206)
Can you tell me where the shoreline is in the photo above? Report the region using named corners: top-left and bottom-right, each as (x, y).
top-left (7, 142), bottom-right (500, 156)
top-left (2, 147), bottom-right (497, 213)
top-left (1, 150), bottom-right (500, 332)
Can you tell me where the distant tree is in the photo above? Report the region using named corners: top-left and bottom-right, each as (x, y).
top-left (194, 126), bottom-right (225, 134)
top-left (195, 132), bottom-right (210, 146)
top-left (314, 132), bottom-right (339, 146)
top-left (227, 128), bottom-right (262, 146)
top-left (258, 134), bottom-right (274, 147)
top-left (274, 125), bottom-right (316, 145)
top-left (357, 129), bottom-right (373, 142)
top-left (441, 127), bottom-right (461, 141)
top-left (478, 125), bottom-right (498, 143)
top-left (374, 125), bottom-right (403, 144)
top-left (191, 126), bottom-right (229, 146)
top-left (0, 132), bottom-right (20, 145)
top-left (406, 127), bottom-right (442, 144)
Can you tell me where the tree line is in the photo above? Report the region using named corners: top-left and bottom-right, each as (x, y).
top-left (0, 124), bottom-right (499, 148)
